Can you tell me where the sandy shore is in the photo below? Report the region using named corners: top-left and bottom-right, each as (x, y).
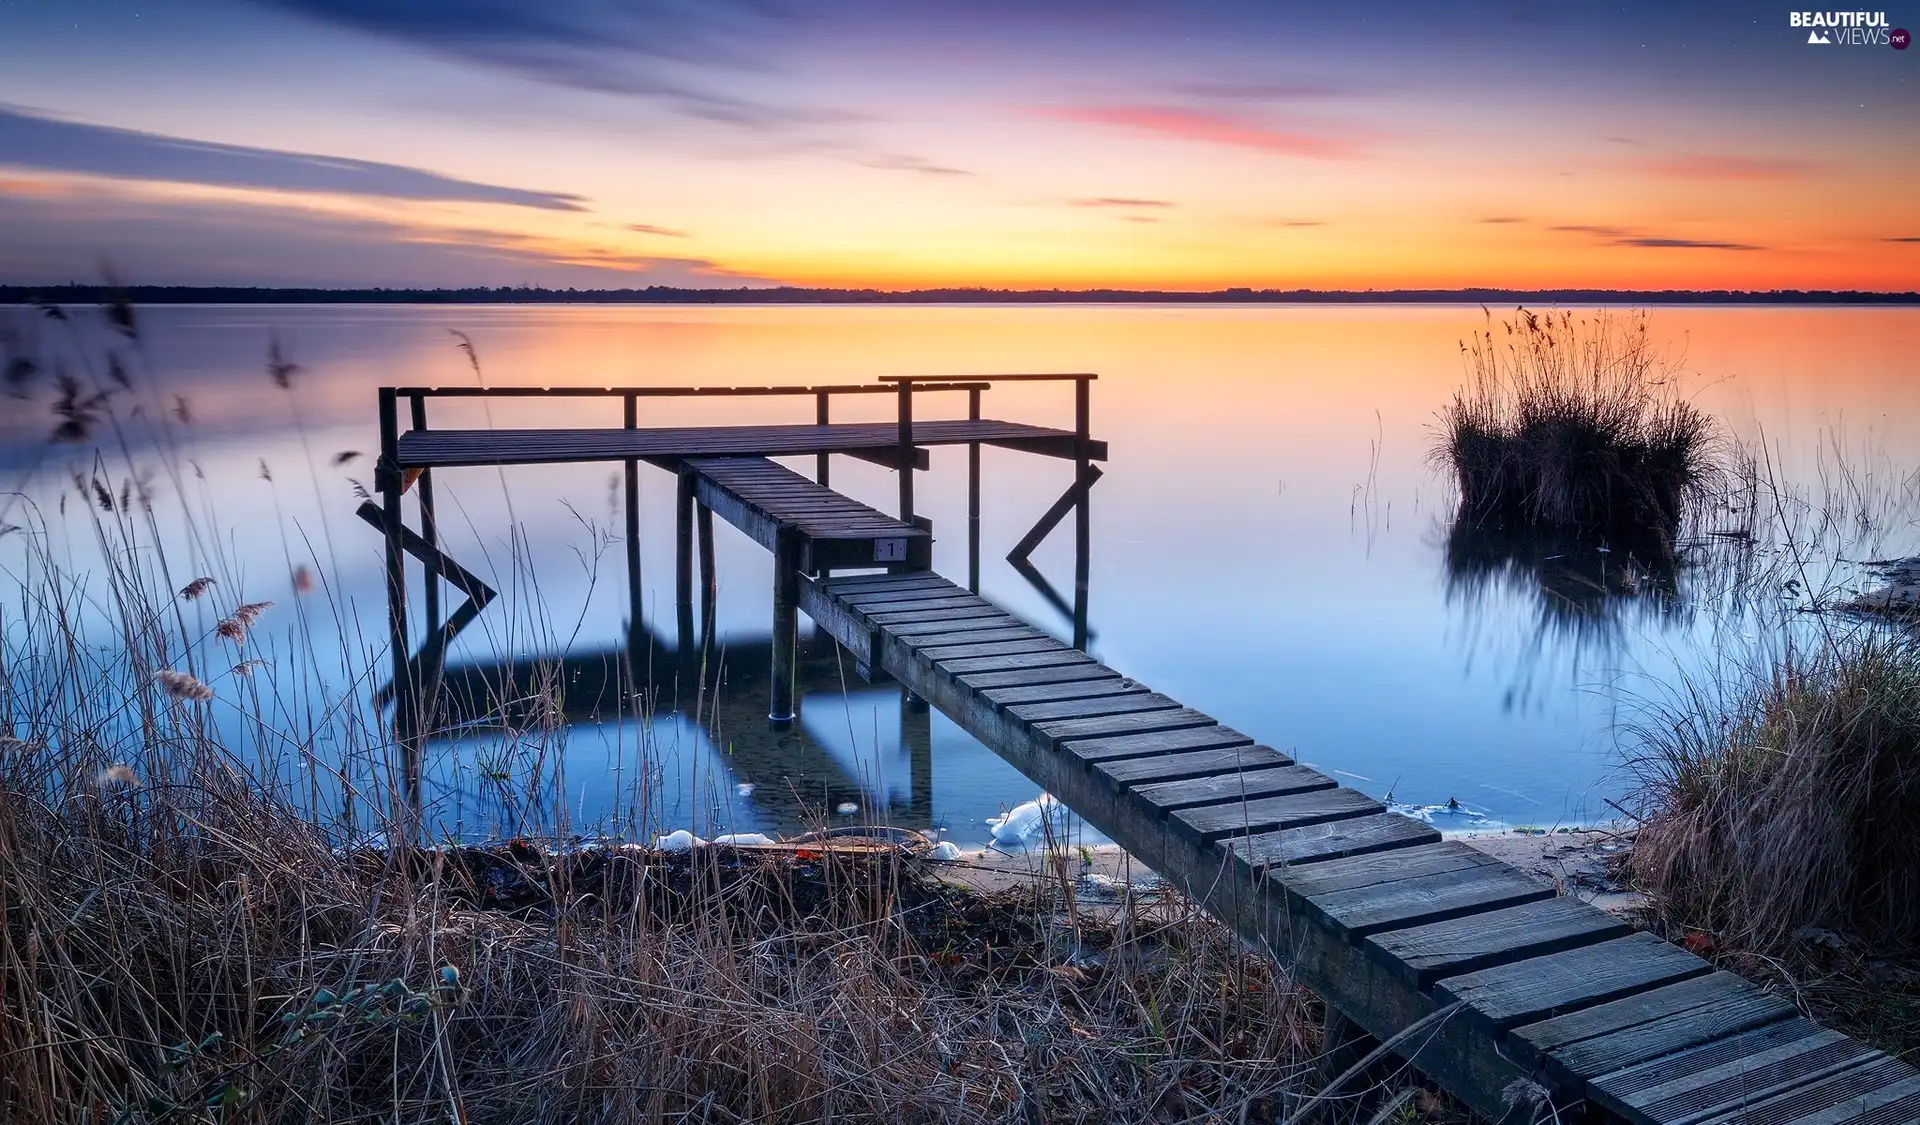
top-left (927, 825), bottom-right (1646, 916)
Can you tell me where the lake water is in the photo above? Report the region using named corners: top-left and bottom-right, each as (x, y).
top-left (3, 303), bottom-right (1915, 847)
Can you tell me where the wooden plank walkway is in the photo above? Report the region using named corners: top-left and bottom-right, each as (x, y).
top-left (795, 570), bottom-right (1920, 1124)
top-left (688, 456), bottom-right (931, 572)
top-left (395, 418), bottom-right (1107, 469)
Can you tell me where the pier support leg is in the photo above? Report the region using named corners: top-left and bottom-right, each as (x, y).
top-left (968, 386), bottom-right (981, 593)
top-left (1073, 377), bottom-right (1091, 650)
top-left (903, 690), bottom-right (933, 820)
top-left (622, 394), bottom-right (644, 679)
top-left (377, 389), bottom-right (419, 831)
top-left (696, 499), bottom-right (716, 646)
top-left (675, 466), bottom-right (696, 655)
top-left (770, 526), bottom-right (800, 724)
top-left (815, 389), bottom-right (830, 488)
top-left (896, 381), bottom-right (914, 524)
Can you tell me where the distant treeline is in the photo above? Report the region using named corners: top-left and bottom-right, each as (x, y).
top-left (3, 284), bottom-right (1918, 306)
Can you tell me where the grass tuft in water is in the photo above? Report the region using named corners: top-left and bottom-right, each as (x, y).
top-left (1436, 308), bottom-right (1716, 538)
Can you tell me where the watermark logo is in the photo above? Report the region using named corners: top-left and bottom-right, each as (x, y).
top-left (1790, 11), bottom-right (1899, 44)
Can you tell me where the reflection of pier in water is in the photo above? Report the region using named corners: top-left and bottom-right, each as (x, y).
top-left (428, 622), bottom-right (937, 833)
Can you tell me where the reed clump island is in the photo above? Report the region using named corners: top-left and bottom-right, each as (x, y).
top-left (1437, 308), bottom-right (1716, 540)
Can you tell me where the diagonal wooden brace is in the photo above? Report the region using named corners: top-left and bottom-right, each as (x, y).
top-left (1007, 463), bottom-right (1102, 566)
top-left (358, 501), bottom-right (497, 709)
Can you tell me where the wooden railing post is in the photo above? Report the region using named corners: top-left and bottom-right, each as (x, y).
top-left (408, 394), bottom-right (439, 643)
top-left (815, 389), bottom-right (830, 487)
top-left (896, 380), bottom-right (914, 524)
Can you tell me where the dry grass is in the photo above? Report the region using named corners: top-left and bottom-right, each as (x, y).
top-left (1436, 308), bottom-right (1716, 536)
top-left (0, 727), bottom-right (1334, 1123)
top-left (1627, 626), bottom-right (1920, 1055)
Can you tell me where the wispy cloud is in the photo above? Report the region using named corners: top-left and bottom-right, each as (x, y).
top-left (1883, 236), bottom-right (1920, 244)
top-left (262, 0), bottom-right (846, 132)
top-left (1171, 79), bottom-right (1368, 102)
top-left (1069, 197), bottom-right (1174, 209)
top-left (627, 223), bottom-right (689, 238)
top-left (0, 104), bottom-right (584, 210)
top-left (852, 152), bottom-right (973, 177)
top-left (1550, 224), bottom-right (1633, 238)
top-left (0, 181), bottom-right (767, 287)
top-left (1551, 223), bottom-right (1764, 251)
top-left (1033, 105), bottom-right (1360, 160)
top-left (1618, 237), bottom-right (1764, 251)
top-left (1639, 154), bottom-right (1810, 181)
top-left (1478, 216), bottom-right (1525, 224)
top-left (1274, 219), bottom-right (1325, 228)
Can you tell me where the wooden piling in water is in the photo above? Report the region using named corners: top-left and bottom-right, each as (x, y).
top-left (623, 393), bottom-right (642, 654)
top-left (697, 498), bottom-right (716, 642)
top-left (1074, 375), bottom-right (1091, 649)
top-left (968, 385), bottom-right (981, 593)
top-left (676, 465), bottom-right (696, 650)
top-left (770, 524), bottom-right (801, 722)
top-left (377, 387), bottom-right (419, 824)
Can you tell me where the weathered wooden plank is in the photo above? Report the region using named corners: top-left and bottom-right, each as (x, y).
top-left (955, 663), bottom-right (1121, 690)
top-left (1511, 971), bottom-right (1797, 1086)
top-left (887, 615), bottom-right (1027, 638)
top-left (1093, 743), bottom-right (1296, 789)
top-left (837, 585), bottom-right (979, 608)
top-left (1366, 895), bottom-right (1630, 990)
top-left (1032, 708), bottom-right (1222, 750)
top-left (900, 625), bottom-right (1051, 649)
top-left (1596, 1023), bottom-right (1880, 1125)
top-left (1063, 724), bottom-right (1255, 763)
top-left (1006, 692), bottom-right (1185, 724)
top-left (938, 649), bottom-right (1098, 675)
top-left (1170, 786), bottom-right (1382, 844)
top-left (821, 573), bottom-right (952, 597)
top-left (1276, 840), bottom-right (1489, 897)
top-left (1226, 813), bottom-right (1438, 871)
top-left (1300, 863), bottom-right (1554, 939)
top-left (1436, 932), bottom-right (1713, 1033)
top-left (862, 599), bottom-right (1000, 622)
top-left (914, 635), bottom-right (1063, 661)
top-left (979, 678), bottom-right (1146, 708)
top-left (1711, 1069), bottom-right (1920, 1125)
top-left (1128, 763), bottom-right (1334, 811)
top-left (1583, 1020), bottom-right (1830, 1109)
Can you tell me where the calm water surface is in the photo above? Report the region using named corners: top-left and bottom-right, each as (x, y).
top-left (4, 304), bottom-right (1915, 845)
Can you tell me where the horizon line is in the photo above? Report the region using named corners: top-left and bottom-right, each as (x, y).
top-left (3, 283), bottom-right (1918, 306)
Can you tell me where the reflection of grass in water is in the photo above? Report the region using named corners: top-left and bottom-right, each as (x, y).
top-left (1442, 518), bottom-right (1688, 650)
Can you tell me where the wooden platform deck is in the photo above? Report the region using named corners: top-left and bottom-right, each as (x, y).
top-left (796, 570), bottom-right (1920, 1124)
top-left (395, 418), bottom-right (1107, 469)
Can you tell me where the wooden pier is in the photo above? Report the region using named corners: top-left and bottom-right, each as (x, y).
top-left (372, 375), bottom-right (1920, 1124)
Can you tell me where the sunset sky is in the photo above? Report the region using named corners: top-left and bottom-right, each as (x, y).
top-left (1, 0), bottom-right (1915, 291)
